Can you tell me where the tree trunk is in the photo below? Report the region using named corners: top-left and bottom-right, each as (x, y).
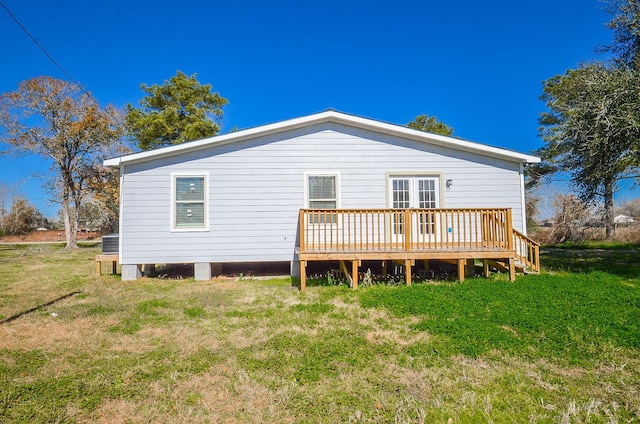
top-left (604, 180), bottom-right (615, 239)
top-left (61, 168), bottom-right (79, 250)
top-left (61, 194), bottom-right (78, 249)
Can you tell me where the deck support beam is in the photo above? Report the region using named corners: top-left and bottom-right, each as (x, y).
top-left (508, 258), bottom-right (516, 282)
top-left (405, 259), bottom-right (414, 286)
top-left (483, 260), bottom-right (490, 278)
top-left (340, 260), bottom-right (360, 289)
top-left (352, 260), bottom-right (359, 290)
top-left (300, 260), bottom-right (307, 291)
top-left (458, 259), bottom-right (465, 282)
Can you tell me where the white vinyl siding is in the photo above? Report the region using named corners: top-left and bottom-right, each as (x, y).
top-left (171, 173), bottom-right (209, 231)
top-left (118, 124), bottom-right (526, 265)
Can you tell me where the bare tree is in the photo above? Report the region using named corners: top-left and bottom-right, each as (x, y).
top-left (0, 77), bottom-right (125, 248)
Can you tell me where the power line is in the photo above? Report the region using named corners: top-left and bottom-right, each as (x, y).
top-left (0, 0), bottom-right (109, 110)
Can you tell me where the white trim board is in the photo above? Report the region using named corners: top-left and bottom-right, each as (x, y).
top-left (105, 110), bottom-right (540, 168)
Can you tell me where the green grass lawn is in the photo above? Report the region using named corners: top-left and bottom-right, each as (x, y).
top-left (0, 243), bottom-right (639, 423)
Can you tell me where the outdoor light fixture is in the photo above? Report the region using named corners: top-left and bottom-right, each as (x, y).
top-left (446, 179), bottom-right (453, 190)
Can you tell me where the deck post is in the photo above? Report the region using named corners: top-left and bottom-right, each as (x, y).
top-left (404, 209), bottom-right (411, 252)
top-left (382, 260), bottom-right (387, 277)
top-left (457, 259), bottom-right (465, 282)
top-left (404, 259), bottom-right (413, 286)
top-left (483, 260), bottom-right (490, 278)
top-left (506, 209), bottom-right (514, 250)
top-left (299, 210), bottom-right (306, 253)
top-left (300, 260), bottom-right (306, 291)
top-left (508, 258), bottom-right (516, 282)
top-left (352, 260), bottom-right (359, 290)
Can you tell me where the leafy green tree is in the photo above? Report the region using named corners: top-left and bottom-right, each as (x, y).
top-left (126, 71), bottom-right (228, 150)
top-left (538, 62), bottom-right (640, 238)
top-left (600, 0), bottom-right (640, 66)
top-left (0, 76), bottom-right (125, 248)
top-left (408, 114), bottom-right (453, 136)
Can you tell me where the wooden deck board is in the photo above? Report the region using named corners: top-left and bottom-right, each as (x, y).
top-left (297, 248), bottom-right (516, 261)
top-left (297, 208), bottom-right (540, 290)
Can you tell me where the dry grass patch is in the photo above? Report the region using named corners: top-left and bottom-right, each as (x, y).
top-left (2, 245), bottom-right (640, 422)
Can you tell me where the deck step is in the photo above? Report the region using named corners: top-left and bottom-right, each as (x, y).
top-left (487, 259), bottom-right (537, 276)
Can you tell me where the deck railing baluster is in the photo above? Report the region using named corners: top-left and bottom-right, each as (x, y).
top-left (299, 208), bottom-right (538, 274)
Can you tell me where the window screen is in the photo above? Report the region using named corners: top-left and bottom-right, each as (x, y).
top-left (175, 176), bottom-right (206, 228)
top-left (308, 175), bottom-right (337, 209)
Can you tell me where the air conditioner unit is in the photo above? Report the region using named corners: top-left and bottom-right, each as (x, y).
top-left (102, 234), bottom-right (119, 254)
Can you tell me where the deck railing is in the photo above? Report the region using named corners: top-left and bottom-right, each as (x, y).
top-left (299, 208), bottom-right (541, 273)
top-left (513, 229), bottom-right (541, 273)
top-left (299, 208), bottom-right (516, 253)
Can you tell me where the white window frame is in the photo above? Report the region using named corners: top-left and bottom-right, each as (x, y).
top-left (304, 172), bottom-right (341, 209)
top-left (304, 172), bottom-right (341, 226)
top-left (170, 171), bottom-right (210, 232)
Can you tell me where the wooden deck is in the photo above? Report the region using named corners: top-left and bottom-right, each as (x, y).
top-left (297, 208), bottom-right (540, 290)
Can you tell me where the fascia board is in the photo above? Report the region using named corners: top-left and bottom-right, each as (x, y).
top-left (103, 110), bottom-right (540, 167)
top-left (328, 112), bottom-right (541, 164)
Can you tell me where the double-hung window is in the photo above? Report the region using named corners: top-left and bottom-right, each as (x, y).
top-left (306, 173), bottom-right (339, 224)
top-left (172, 173), bottom-right (208, 231)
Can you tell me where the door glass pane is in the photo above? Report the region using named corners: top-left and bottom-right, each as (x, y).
top-left (418, 179), bottom-right (437, 208)
top-left (417, 179), bottom-right (437, 234)
top-left (391, 179), bottom-right (410, 234)
top-left (392, 179), bottom-right (410, 208)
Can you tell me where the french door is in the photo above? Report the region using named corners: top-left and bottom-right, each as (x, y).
top-left (389, 176), bottom-right (440, 242)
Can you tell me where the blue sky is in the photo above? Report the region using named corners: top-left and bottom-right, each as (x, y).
top-left (0, 0), bottom-right (632, 217)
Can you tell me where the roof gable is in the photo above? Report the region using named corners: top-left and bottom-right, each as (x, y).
top-left (104, 110), bottom-right (540, 167)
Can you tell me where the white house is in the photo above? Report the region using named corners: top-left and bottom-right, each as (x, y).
top-left (104, 110), bottom-right (541, 285)
top-left (614, 214), bottom-right (635, 225)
